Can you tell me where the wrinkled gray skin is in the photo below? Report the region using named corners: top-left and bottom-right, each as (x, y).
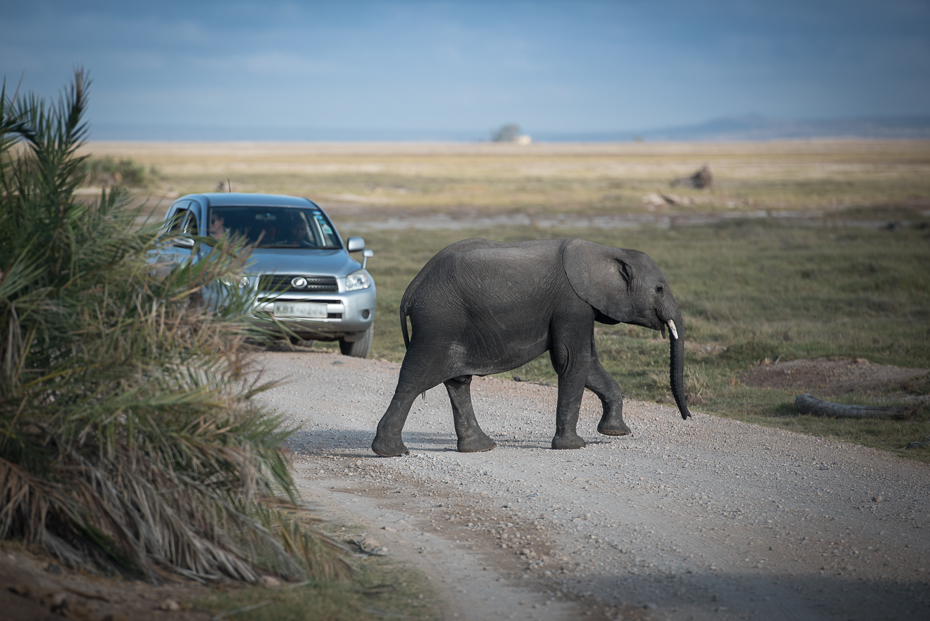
top-left (372, 238), bottom-right (691, 457)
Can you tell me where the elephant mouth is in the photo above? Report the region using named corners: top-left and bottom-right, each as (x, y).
top-left (659, 317), bottom-right (679, 340)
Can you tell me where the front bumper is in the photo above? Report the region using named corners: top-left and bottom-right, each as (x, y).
top-left (254, 286), bottom-right (376, 340)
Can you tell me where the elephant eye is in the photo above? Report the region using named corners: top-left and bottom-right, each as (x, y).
top-left (656, 285), bottom-right (664, 295)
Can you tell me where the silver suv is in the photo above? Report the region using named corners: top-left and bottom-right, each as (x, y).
top-left (159, 193), bottom-right (376, 357)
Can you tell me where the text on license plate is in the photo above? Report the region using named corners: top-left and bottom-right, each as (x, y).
top-left (274, 302), bottom-right (327, 318)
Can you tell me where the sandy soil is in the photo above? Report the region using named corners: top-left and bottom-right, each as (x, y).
top-left (249, 351), bottom-right (930, 621)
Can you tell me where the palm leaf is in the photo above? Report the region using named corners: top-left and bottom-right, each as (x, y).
top-left (1, 69), bottom-right (350, 584)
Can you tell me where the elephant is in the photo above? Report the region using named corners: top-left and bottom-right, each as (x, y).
top-left (371, 238), bottom-right (691, 457)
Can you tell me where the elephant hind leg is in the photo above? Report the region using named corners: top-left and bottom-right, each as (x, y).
top-left (445, 376), bottom-right (496, 453)
top-left (372, 390), bottom-right (419, 457)
top-left (373, 346), bottom-right (455, 456)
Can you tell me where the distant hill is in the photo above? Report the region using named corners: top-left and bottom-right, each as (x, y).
top-left (538, 115), bottom-right (930, 142)
top-left (90, 115), bottom-right (930, 143)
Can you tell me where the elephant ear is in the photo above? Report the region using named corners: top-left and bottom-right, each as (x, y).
top-left (562, 239), bottom-right (636, 323)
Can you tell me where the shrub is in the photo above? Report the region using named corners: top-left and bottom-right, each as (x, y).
top-left (0, 70), bottom-right (349, 582)
top-left (77, 155), bottom-right (158, 187)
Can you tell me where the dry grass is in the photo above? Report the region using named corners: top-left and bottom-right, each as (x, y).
top-left (81, 140), bottom-right (930, 216)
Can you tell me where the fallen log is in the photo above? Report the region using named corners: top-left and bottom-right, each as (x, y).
top-left (671, 165), bottom-right (714, 189)
top-left (795, 393), bottom-right (914, 420)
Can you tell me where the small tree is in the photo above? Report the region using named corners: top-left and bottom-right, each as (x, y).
top-left (491, 123), bottom-right (521, 142)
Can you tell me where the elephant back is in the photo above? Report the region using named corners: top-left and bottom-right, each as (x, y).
top-left (401, 238), bottom-right (570, 340)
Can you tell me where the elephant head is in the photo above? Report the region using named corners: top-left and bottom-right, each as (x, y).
top-left (562, 239), bottom-right (692, 420)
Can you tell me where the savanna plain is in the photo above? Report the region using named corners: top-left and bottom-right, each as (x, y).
top-left (47, 139), bottom-right (930, 620)
top-left (92, 139), bottom-right (930, 461)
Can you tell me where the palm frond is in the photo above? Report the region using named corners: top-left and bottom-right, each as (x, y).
top-left (1, 69), bottom-right (348, 583)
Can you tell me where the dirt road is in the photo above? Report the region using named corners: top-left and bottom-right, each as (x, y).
top-left (257, 351), bottom-right (930, 621)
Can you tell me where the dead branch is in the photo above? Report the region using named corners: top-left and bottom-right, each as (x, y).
top-left (795, 393), bottom-right (914, 420)
top-left (659, 190), bottom-right (689, 205)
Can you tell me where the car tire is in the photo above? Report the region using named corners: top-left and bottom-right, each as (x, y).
top-left (339, 326), bottom-right (373, 358)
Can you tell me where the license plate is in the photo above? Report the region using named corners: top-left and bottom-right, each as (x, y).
top-left (274, 302), bottom-right (327, 318)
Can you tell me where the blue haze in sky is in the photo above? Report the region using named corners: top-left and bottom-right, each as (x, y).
top-left (2, 0), bottom-right (929, 140)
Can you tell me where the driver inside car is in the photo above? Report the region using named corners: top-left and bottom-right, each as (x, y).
top-left (283, 215), bottom-right (314, 247)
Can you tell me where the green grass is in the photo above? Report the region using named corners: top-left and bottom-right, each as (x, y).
top-left (335, 212), bottom-right (930, 462)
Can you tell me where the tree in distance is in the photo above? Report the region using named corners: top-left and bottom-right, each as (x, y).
top-left (491, 123), bottom-right (522, 142)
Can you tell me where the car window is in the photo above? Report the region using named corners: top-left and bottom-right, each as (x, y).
top-left (166, 200), bottom-right (201, 237)
top-left (167, 201), bottom-right (192, 234)
top-left (207, 206), bottom-right (342, 249)
top-left (309, 210), bottom-right (340, 246)
top-left (169, 211), bottom-right (198, 235)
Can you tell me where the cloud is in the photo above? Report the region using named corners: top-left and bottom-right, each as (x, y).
top-left (5, 0), bottom-right (930, 135)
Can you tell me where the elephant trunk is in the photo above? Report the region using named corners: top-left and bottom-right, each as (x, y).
top-left (667, 314), bottom-right (692, 420)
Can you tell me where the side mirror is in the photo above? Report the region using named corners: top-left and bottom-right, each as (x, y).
top-left (362, 248), bottom-right (373, 269)
top-left (346, 237), bottom-right (365, 253)
top-left (172, 237), bottom-right (195, 249)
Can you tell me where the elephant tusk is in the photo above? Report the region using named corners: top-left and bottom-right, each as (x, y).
top-left (667, 319), bottom-right (679, 340)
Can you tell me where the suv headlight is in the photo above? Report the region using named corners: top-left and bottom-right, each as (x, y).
top-left (345, 270), bottom-right (372, 291)
top-left (219, 275), bottom-right (251, 288)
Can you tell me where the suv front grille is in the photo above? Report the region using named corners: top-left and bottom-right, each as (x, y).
top-left (258, 275), bottom-right (338, 293)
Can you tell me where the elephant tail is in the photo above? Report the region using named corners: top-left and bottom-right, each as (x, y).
top-left (398, 269), bottom-right (425, 350)
top-left (400, 305), bottom-right (411, 349)
top-left (399, 290), bottom-right (414, 349)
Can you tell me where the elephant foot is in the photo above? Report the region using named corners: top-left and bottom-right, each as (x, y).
top-left (371, 435), bottom-right (410, 457)
top-left (597, 417), bottom-right (631, 436)
top-left (458, 433), bottom-right (496, 453)
top-left (551, 433), bottom-right (586, 450)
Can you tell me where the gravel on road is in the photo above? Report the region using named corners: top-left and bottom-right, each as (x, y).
top-left (257, 351), bottom-right (930, 621)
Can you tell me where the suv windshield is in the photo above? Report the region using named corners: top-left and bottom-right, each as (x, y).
top-left (208, 206), bottom-right (342, 249)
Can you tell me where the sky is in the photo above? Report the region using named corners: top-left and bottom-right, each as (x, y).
top-left (2, 0), bottom-right (929, 140)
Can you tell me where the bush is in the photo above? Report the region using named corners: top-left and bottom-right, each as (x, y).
top-left (0, 70), bottom-right (349, 582)
top-left (77, 155), bottom-right (158, 187)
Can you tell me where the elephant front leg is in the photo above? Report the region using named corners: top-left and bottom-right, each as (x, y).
top-left (445, 376), bottom-right (496, 453)
top-left (551, 367), bottom-right (588, 450)
top-left (372, 390), bottom-right (418, 457)
top-left (587, 358), bottom-right (631, 437)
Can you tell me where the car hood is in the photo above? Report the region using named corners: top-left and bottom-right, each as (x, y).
top-left (243, 248), bottom-right (361, 277)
